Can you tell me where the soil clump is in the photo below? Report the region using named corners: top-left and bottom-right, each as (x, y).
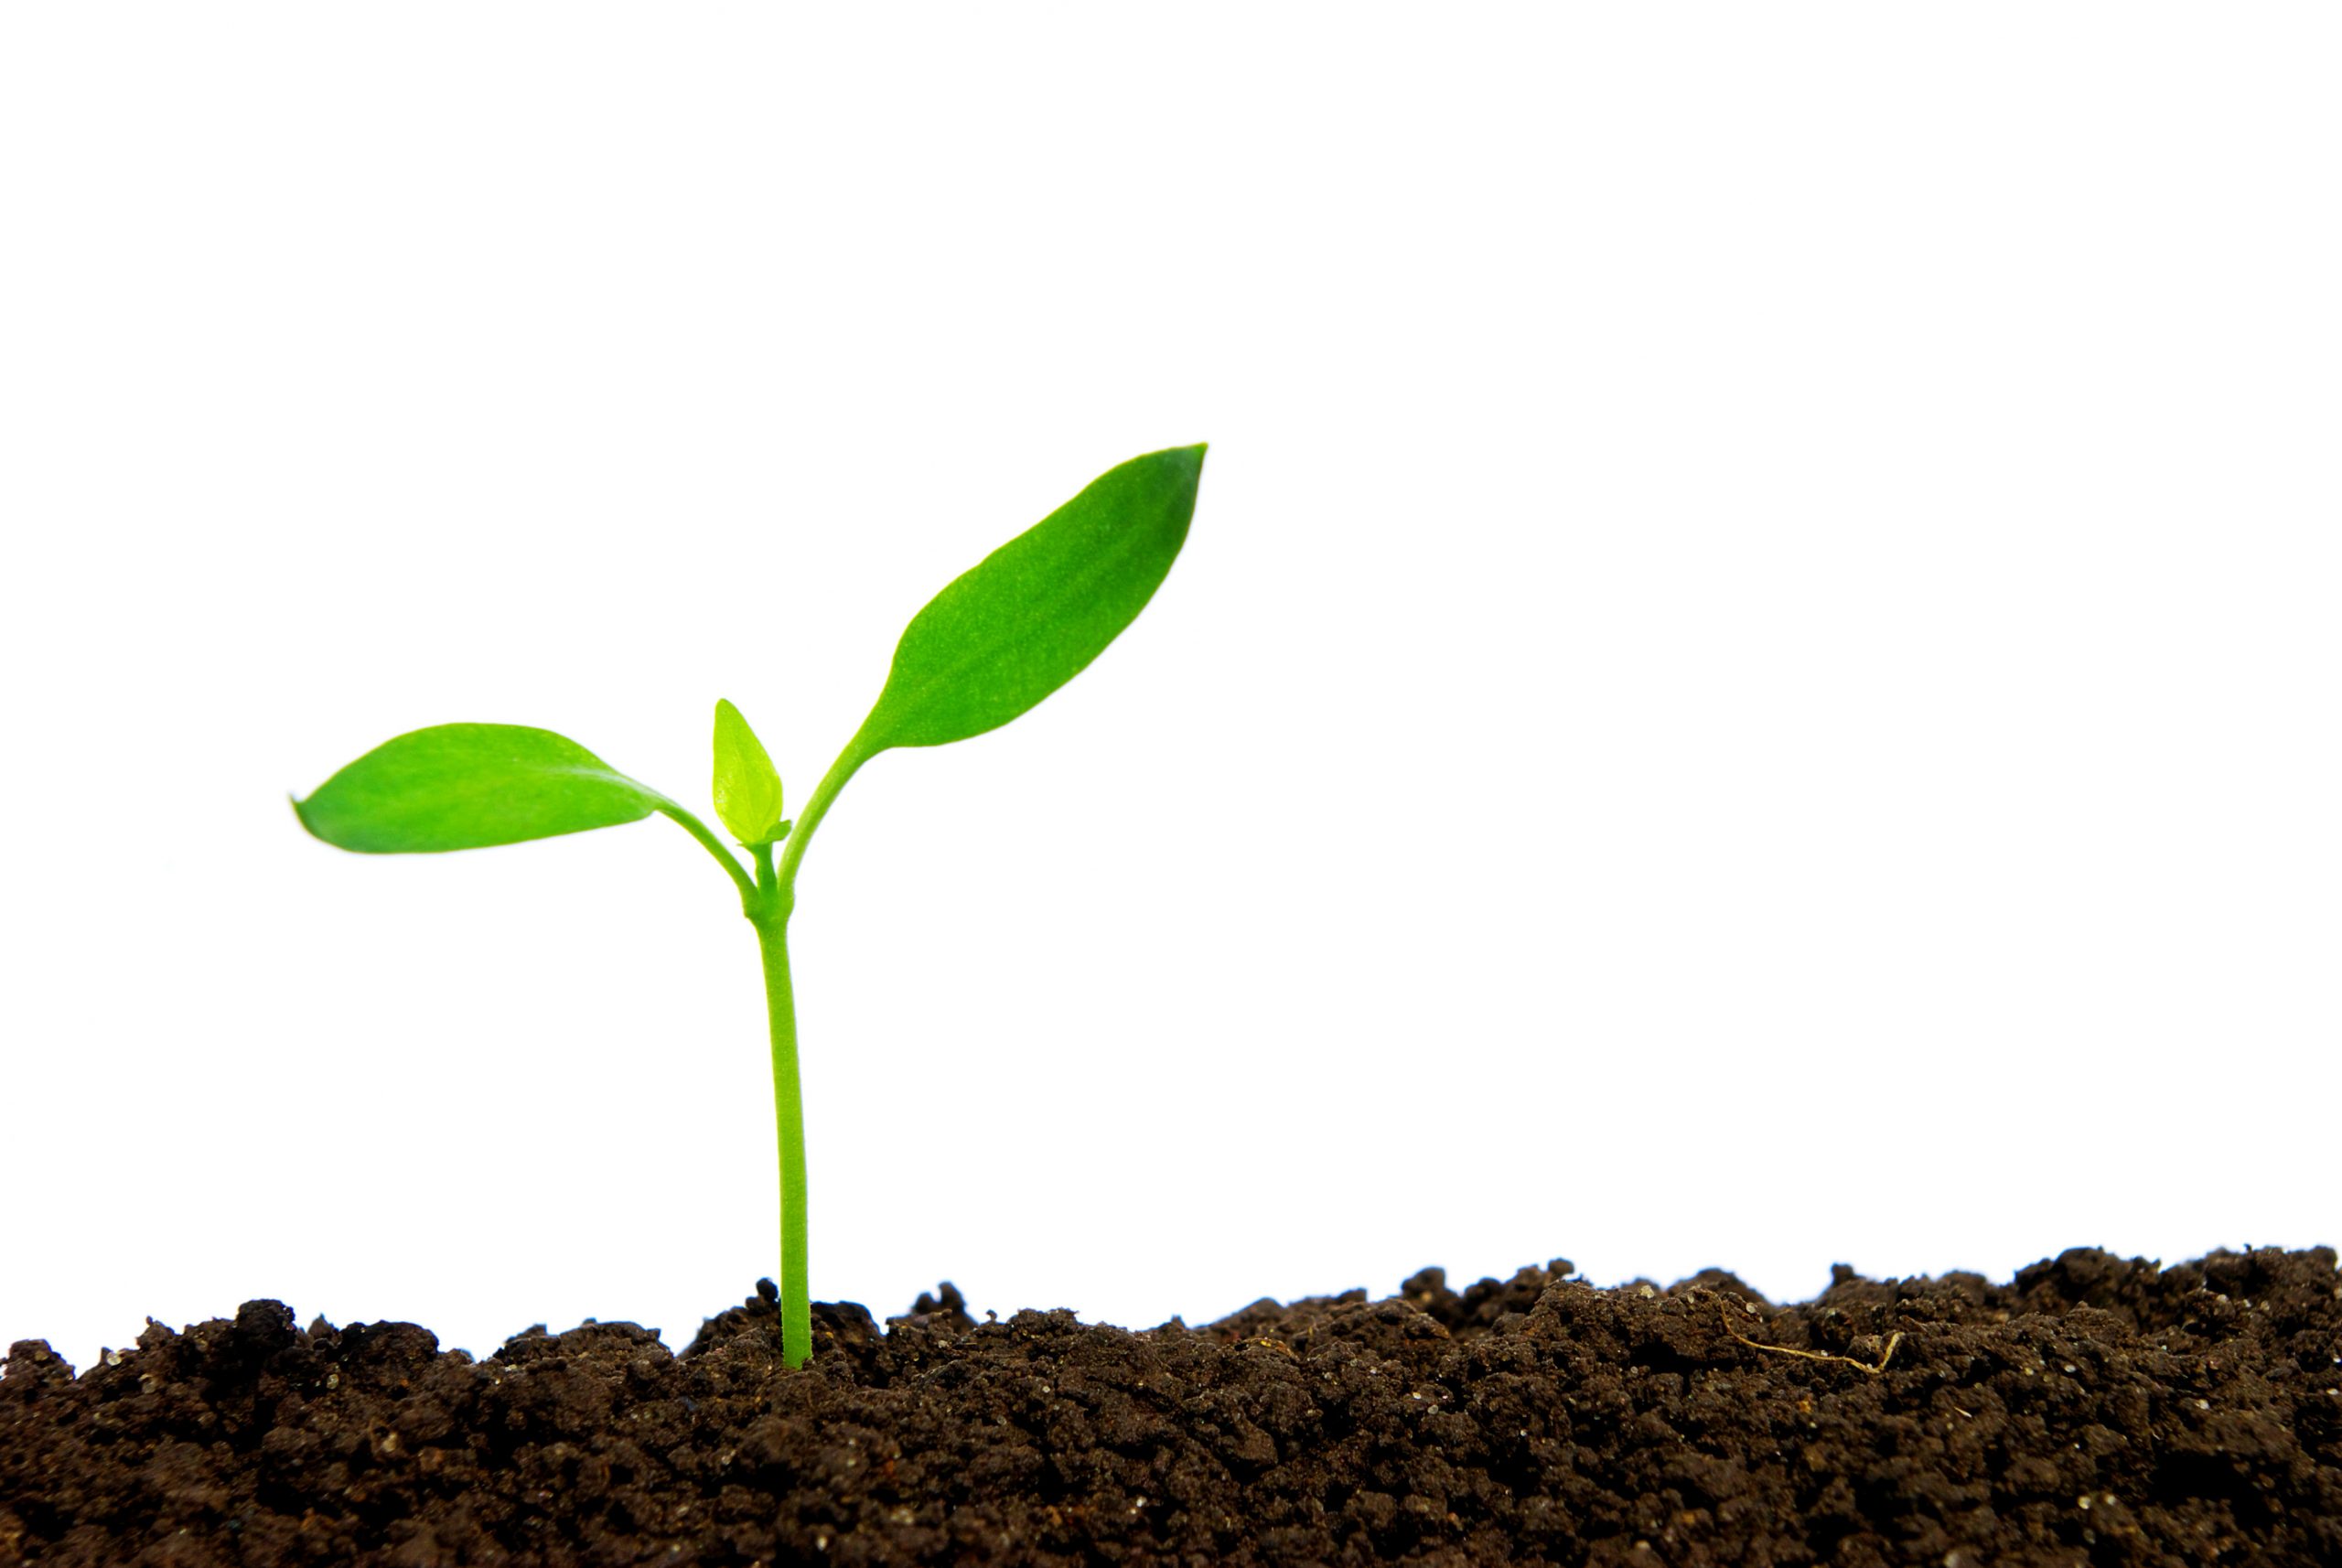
top-left (5, 1246), bottom-right (2339, 1565)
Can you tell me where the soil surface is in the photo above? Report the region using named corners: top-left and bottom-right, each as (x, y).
top-left (5, 1247), bottom-right (2339, 1566)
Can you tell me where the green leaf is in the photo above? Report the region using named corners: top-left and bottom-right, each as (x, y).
top-left (294, 724), bottom-right (669, 854)
top-left (849, 444), bottom-right (1205, 756)
top-left (712, 698), bottom-right (786, 845)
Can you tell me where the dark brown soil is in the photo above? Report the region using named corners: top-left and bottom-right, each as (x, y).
top-left (5, 1247), bottom-right (2339, 1567)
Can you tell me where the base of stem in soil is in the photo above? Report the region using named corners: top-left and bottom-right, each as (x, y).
top-left (5, 1245), bottom-right (2339, 1566)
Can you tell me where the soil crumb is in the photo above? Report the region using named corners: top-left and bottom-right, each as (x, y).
top-left (5, 1247), bottom-right (2339, 1565)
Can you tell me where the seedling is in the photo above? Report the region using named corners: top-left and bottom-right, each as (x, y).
top-left (295, 446), bottom-right (1206, 1366)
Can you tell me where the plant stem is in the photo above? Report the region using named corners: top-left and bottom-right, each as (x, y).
top-left (772, 741), bottom-right (871, 908)
top-left (656, 802), bottom-right (757, 908)
top-left (749, 905), bottom-right (811, 1369)
top-left (737, 740), bottom-right (871, 1369)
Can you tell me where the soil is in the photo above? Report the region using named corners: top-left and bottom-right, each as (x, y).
top-left (5, 1247), bottom-right (2339, 1567)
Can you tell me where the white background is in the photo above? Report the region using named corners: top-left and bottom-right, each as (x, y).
top-left (4, 6), bottom-right (2337, 1374)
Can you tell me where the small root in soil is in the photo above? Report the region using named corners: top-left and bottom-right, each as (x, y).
top-left (1716, 1298), bottom-right (1905, 1374)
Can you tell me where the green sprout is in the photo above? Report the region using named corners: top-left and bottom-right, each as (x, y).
top-left (295, 446), bottom-right (1206, 1367)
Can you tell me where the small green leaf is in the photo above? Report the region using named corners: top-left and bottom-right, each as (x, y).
top-left (294, 724), bottom-right (669, 854)
top-left (712, 698), bottom-right (786, 845)
top-left (849, 444), bottom-right (1205, 757)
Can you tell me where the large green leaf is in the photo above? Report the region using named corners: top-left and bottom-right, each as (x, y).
top-left (711, 698), bottom-right (786, 845)
top-left (294, 723), bottom-right (669, 854)
top-left (849, 444), bottom-right (1205, 756)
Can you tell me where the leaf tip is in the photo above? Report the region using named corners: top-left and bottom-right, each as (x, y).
top-left (1158, 441), bottom-right (1208, 476)
top-left (289, 788), bottom-right (349, 852)
top-left (1139, 443), bottom-right (1208, 509)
